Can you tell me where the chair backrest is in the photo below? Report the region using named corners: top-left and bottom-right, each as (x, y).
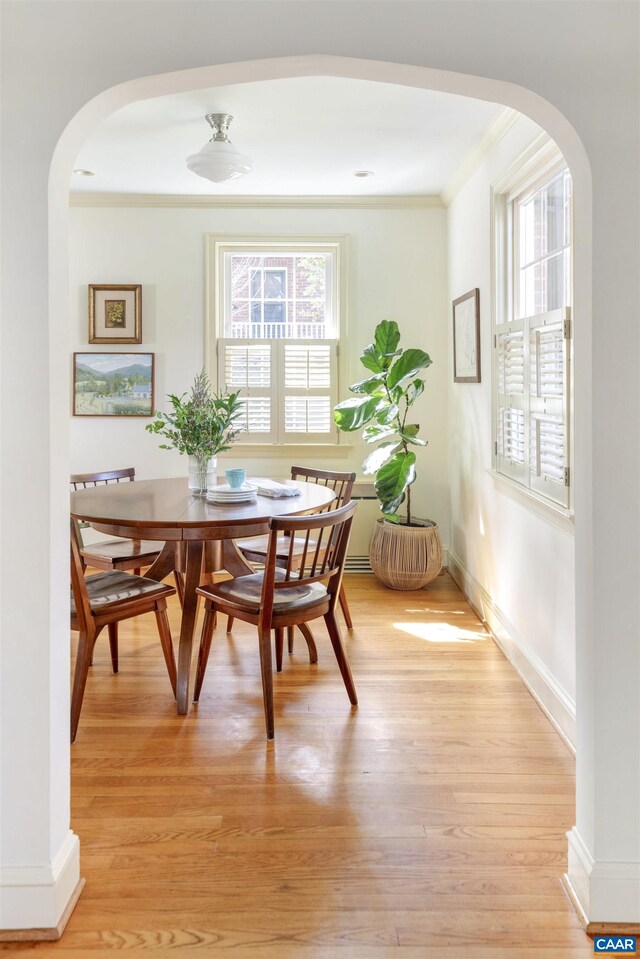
top-left (70, 518), bottom-right (93, 630)
top-left (259, 501), bottom-right (357, 623)
top-left (70, 467), bottom-right (136, 490)
top-left (290, 466), bottom-right (355, 511)
top-left (70, 468), bottom-right (138, 545)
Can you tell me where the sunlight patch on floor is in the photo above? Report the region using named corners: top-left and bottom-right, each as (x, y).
top-left (393, 621), bottom-right (490, 643)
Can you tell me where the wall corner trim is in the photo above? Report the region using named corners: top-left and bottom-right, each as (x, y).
top-left (447, 548), bottom-right (576, 750)
top-left (0, 831), bottom-right (81, 936)
top-left (566, 827), bottom-right (640, 926)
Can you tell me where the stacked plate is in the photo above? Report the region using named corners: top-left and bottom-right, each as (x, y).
top-left (206, 482), bottom-right (258, 505)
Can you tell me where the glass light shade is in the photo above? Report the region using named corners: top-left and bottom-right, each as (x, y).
top-left (186, 140), bottom-right (252, 183)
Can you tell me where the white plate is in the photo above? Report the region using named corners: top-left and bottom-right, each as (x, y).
top-left (210, 482), bottom-right (257, 496)
top-left (206, 482), bottom-right (258, 504)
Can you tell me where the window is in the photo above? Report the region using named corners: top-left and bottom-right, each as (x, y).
top-left (210, 238), bottom-right (344, 444)
top-left (493, 151), bottom-right (572, 510)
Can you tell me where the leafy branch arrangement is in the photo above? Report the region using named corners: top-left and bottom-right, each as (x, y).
top-left (333, 320), bottom-right (432, 525)
top-left (145, 369), bottom-right (244, 461)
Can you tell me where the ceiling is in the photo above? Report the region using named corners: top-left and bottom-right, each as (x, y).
top-left (71, 76), bottom-right (503, 197)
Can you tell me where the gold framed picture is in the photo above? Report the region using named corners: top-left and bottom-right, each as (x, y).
top-left (88, 284), bottom-right (142, 344)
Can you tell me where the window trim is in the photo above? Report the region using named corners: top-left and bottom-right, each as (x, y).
top-left (490, 137), bottom-right (574, 521)
top-left (206, 233), bottom-right (348, 447)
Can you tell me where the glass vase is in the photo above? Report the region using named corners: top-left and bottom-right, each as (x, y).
top-left (188, 454), bottom-right (217, 495)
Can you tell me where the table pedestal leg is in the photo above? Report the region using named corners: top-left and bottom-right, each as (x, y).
top-left (145, 542), bottom-right (178, 583)
top-left (176, 540), bottom-right (204, 714)
top-left (221, 537), bottom-right (259, 577)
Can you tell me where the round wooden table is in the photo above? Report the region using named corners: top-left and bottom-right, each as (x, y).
top-left (70, 476), bottom-right (336, 713)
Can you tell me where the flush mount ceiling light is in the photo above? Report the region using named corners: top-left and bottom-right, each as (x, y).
top-left (186, 113), bottom-right (252, 184)
top-left (73, 169), bottom-right (95, 177)
top-left (354, 170), bottom-right (375, 178)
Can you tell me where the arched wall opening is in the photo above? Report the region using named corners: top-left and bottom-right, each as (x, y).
top-left (44, 54), bottom-right (596, 932)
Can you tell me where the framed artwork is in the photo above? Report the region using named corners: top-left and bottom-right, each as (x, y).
top-left (88, 284), bottom-right (142, 344)
top-left (73, 352), bottom-right (154, 417)
top-left (453, 288), bottom-right (481, 383)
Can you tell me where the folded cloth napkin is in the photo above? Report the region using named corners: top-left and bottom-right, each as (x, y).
top-left (256, 480), bottom-right (301, 498)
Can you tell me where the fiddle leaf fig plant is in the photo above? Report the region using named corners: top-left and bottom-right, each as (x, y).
top-left (333, 320), bottom-right (432, 525)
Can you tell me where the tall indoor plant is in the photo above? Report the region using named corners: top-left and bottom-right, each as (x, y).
top-left (146, 369), bottom-right (243, 494)
top-left (333, 319), bottom-right (442, 589)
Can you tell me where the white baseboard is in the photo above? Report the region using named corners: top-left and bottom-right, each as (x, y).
top-left (0, 830), bottom-right (81, 934)
top-left (566, 826), bottom-right (640, 925)
top-left (446, 547), bottom-right (576, 750)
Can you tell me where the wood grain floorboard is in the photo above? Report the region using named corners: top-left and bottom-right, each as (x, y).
top-left (0, 572), bottom-right (593, 957)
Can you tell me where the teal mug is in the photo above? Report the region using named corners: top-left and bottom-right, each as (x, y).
top-left (225, 468), bottom-right (246, 489)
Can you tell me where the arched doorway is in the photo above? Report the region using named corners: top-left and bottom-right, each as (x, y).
top-left (9, 52), bottom-right (602, 936)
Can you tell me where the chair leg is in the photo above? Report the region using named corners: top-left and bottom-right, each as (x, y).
top-left (227, 616), bottom-right (234, 633)
top-left (324, 610), bottom-right (358, 706)
top-left (258, 626), bottom-right (275, 740)
top-left (70, 626), bottom-right (97, 743)
top-left (338, 584), bottom-right (353, 630)
top-left (275, 628), bottom-right (284, 672)
top-left (287, 626), bottom-right (294, 654)
top-left (107, 622), bottom-right (119, 673)
top-left (298, 623), bottom-right (318, 664)
top-left (134, 567), bottom-right (141, 576)
top-left (193, 602), bottom-right (217, 702)
top-left (154, 602), bottom-right (177, 697)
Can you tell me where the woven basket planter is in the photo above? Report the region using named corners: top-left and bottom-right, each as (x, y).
top-left (369, 518), bottom-right (443, 590)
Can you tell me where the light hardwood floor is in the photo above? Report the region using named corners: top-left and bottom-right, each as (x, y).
top-left (3, 572), bottom-right (593, 957)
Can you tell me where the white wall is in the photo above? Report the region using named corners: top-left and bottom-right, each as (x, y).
top-left (446, 117), bottom-right (576, 724)
top-left (1, 0), bottom-right (638, 933)
top-left (69, 202), bottom-right (450, 540)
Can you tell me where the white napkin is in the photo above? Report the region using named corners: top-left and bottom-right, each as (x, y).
top-left (256, 480), bottom-right (301, 498)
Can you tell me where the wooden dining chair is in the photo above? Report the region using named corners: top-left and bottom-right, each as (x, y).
top-left (70, 468), bottom-right (162, 576)
top-left (193, 500), bottom-right (358, 740)
top-left (70, 519), bottom-right (177, 742)
top-left (226, 467), bottom-right (356, 646)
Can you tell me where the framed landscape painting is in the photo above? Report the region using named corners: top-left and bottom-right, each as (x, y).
top-left (73, 353), bottom-right (154, 417)
top-left (88, 284), bottom-right (142, 344)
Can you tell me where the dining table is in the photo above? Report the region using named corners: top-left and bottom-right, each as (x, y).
top-left (70, 476), bottom-right (336, 713)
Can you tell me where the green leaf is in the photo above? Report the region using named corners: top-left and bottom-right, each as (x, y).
top-left (374, 320), bottom-right (401, 357)
top-left (376, 403), bottom-right (399, 426)
top-left (400, 423), bottom-right (427, 446)
top-left (406, 378), bottom-right (425, 406)
top-left (361, 441), bottom-right (400, 475)
top-left (349, 373), bottom-right (385, 395)
top-left (360, 344), bottom-right (384, 374)
top-left (333, 395), bottom-right (381, 432)
top-left (386, 349), bottom-right (432, 390)
top-left (375, 451), bottom-right (416, 514)
top-left (363, 424), bottom-right (397, 443)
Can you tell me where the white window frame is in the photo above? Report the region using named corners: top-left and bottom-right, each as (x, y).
top-left (491, 136), bottom-right (574, 529)
top-left (206, 234), bottom-right (347, 448)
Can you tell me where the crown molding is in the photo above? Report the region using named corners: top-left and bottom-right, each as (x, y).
top-left (441, 106), bottom-right (521, 207)
top-left (69, 192), bottom-right (443, 210)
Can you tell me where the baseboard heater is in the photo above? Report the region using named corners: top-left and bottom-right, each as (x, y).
top-left (344, 555), bottom-right (373, 573)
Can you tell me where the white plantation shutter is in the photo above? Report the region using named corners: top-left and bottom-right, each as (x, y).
top-left (496, 320), bottom-right (526, 483)
top-left (218, 339), bottom-right (337, 444)
top-left (281, 341), bottom-right (337, 441)
top-left (219, 341), bottom-right (275, 441)
top-left (528, 308), bottom-right (569, 506)
top-left (494, 309), bottom-right (570, 507)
